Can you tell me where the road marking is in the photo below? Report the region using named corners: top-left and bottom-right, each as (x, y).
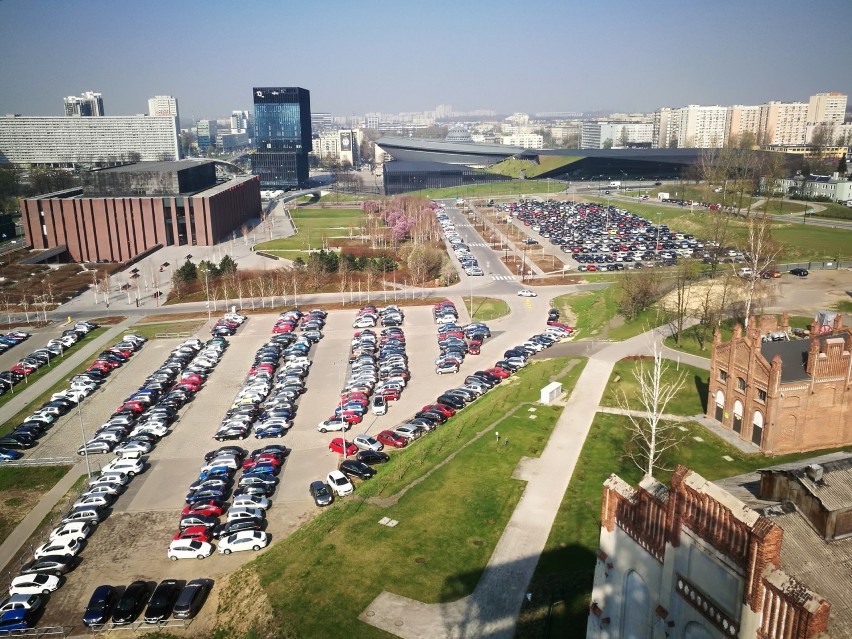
top-left (492, 275), bottom-right (518, 281)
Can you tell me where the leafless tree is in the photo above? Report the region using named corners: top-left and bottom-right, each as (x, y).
top-left (668, 259), bottom-right (701, 345)
top-left (20, 294), bottom-right (30, 323)
top-left (693, 274), bottom-right (734, 351)
top-left (241, 225), bottom-right (250, 247)
top-left (247, 278), bottom-right (256, 310)
top-left (619, 342), bottom-right (688, 478)
top-left (618, 269), bottom-right (660, 321)
top-left (738, 208), bottom-right (782, 328)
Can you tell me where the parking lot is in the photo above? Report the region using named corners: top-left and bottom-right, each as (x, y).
top-left (23, 298), bottom-right (550, 631)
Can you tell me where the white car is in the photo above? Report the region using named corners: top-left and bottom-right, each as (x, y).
top-left (436, 362), bottom-right (459, 375)
top-left (352, 316), bottom-right (376, 329)
top-left (517, 289), bottom-right (537, 297)
top-left (326, 470), bottom-right (354, 496)
top-left (9, 574), bottom-right (61, 596)
top-left (102, 458), bottom-right (144, 477)
top-left (353, 434), bottom-right (383, 451)
top-left (226, 507), bottom-right (264, 523)
top-left (115, 440), bottom-right (153, 456)
top-left (130, 423), bottom-right (168, 438)
top-left (393, 424), bottom-right (421, 441)
top-left (200, 455), bottom-right (239, 472)
top-left (167, 539), bottom-right (213, 561)
top-left (232, 495), bottom-right (271, 510)
top-left (34, 537), bottom-right (82, 559)
top-left (218, 530), bottom-right (269, 555)
top-left (72, 494), bottom-right (112, 509)
top-left (317, 420), bottom-right (349, 433)
top-left (49, 521), bottom-right (93, 543)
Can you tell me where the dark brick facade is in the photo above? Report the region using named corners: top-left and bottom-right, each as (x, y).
top-left (705, 313), bottom-right (852, 455)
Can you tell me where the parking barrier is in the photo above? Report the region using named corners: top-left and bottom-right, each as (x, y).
top-left (153, 332), bottom-right (192, 339)
top-left (2, 457), bottom-right (74, 467)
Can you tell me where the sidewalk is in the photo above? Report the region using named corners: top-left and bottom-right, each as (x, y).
top-left (0, 462), bottom-right (87, 573)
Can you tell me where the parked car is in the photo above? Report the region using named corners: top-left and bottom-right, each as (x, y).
top-left (309, 481), bottom-right (334, 507)
top-left (328, 438), bottom-right (358, 456)
top-left (790, 267), bottom-right (809, 277)
top-left (20, 555), bottom-right (75, 577)
top-left (9, 574), bottom-right (61, 596)
top-left (82, 585), bottom-right (117, 627)
top-left (376, 430), bottom-right (407, 449)
top-left (338, 459), bottom-right (377, 481)
top-left (325, 470), bottom-right (354, 496)
top-left (144, 579), bottom-right (181, 623)
top-left (112, 580), bottom-right (150, 625)
top-left (167, 539), bottom-right (214, 560)
top-left (218, 530), bottom-right (269, 554)
top-left (172, 579), bottom-right (211, 620)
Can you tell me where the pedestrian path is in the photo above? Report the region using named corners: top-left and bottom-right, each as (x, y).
top-left (492, 275), bottom-right (518, 281)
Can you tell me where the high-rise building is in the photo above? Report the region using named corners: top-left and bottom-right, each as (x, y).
top-left (581, 121), bottom-right (653, 149)
top-left (808, 92), bottom-right (848, 125)
top-left (252, 87), bottom-right (312, 188)
top-left (148, 95), bottom-right (180, 136)
top-left (759, 101), bottom-right (809, 146)
top-left (311, 112), bottom-right (333, 132)
top-left (196, 119), bottom-right (217, 151)
top-left (230, 110), bottom-right (250, 134)
top-left (63, 91), bottom-right (105, 117)
top-left (726, 105), bottom-right (763, 146)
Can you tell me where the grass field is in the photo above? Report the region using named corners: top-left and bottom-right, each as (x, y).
top-left (129, 320), bottom-right (206, 340)
top-left (490, 157), bottom-right (581, 179)
top-left (254, 208), bottom-right (365, 254)
top-left (0, 327), bottom-right (107, 413)
top-left (222, 358), bottom-right (586, 639)
top-left (520, 410), bottom-right (852, 636)
top-left (584, 195), bottom-right (852, 262)
top-left (413, 179), bottom-right (567, 200)
top-left (663, 315), bottom-right (814, 358)
top-left (463, 296), bottom-right (511, 321)
top-left (0, 465), bottom-right (71, 541)
top-left (600, 360), bottom-right (709, 416)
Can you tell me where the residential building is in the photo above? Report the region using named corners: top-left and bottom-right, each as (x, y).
top-left (313, 129), bottom-right (361, 166)
top-left (706, 312), bottom-right (852, 454)
top-left (252, 86), bottom-right (312, 189)
top-left (581, 122), bottom-right (654, 149)
top-left (310, 112), bottom-right (333, 132)
top-left (148, 95), bottom-right (180, 136)
top-left (0, 114), bottom-right (180, 165)
top-left (501, 133), bottom-right (543, 149)
top-left (219, 132), bottom-right (250, 151)
top-left (63, 91), bottom-right (105, 117)
top-left (772, 172), bottom-right (852, 203)
top-left (588, 464), bottom-right (835, 639)
top-left (759, 101), bottom-right (809, 146)
top-left (20, 160), bottom-right (260, 262)
top-left (196, 119), bottom-right (217, 151)
top-left (677, 105), bottom-right (728, 148)
top-left (653, 107), bottom-right (675, 148)
top-left (807, 92), bottom-right (847, 125)
top-left (725, 105), bottom-right (763, 146)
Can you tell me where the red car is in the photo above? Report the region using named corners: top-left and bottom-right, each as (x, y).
top-left (378, 388), bottom-right (400, 401)
top-left (485, 367), bottom-right (511, 379)
top-left (116, 401), bottom-right (146, 414)
top-left (242, 454), bottom-right (283, 470)
top-left (110, 347), bottom-right (133, 358)
top-left (181, 500), bottom-right (225, 517)
top-left (173, 526), bottom-right (213, 543)
top-left (181, 373), bottom-right (204, 385)
top-left (467, 341), bottom-right (481, 355)
top-left (333, 411), bottom-right (363, 425)
top-left (341, 392), bottom-right (370, 404)
top-left (423, 403), bottom-right (455, 417)
top-left (328, 438), bottom-right (358, 456)
top-left (376, 430), bottom-right (408, 449)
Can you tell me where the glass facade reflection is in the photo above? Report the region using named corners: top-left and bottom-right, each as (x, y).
top-left (252, 87), bottom-right (312, 188)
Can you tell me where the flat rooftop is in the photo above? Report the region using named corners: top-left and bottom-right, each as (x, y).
top-left (96, 159), bottom-right (213, 174)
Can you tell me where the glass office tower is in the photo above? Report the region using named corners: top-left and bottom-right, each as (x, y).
top-left (252, 87), bottom-right (312, 189)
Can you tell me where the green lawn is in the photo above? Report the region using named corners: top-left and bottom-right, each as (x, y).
top-left (584, 195), bottom-right (852, 262)
top-left (413, 179), bottom-right (568, 200)
top-left (600, 360), bottom-right (709, 416)
top-left (835, 300), bottom-right (852, 313)
top-left (551, 289), bottom-right (619, 338)
top-left (520, 411), bottom-right (852, 636)
top-left (0, 465), bottom-right (71, 541)
top-left (254, 208), bottom-right (365, 254)
top-left (218, 358), bottom-right (587, 639)
top-left (129, 321), bottom-right (205, 340)
top-left (805, 201), bottom-right (852, 221)
top-left (0, 327), bottom-right (107, 413)
top-left (664, 315), bottom-right (814, 358)
top-left (463, 296), bottom-right (510, 321)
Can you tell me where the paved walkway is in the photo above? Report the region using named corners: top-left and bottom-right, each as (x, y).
top-left (359, 323), bottom-right (686, 638)
top-left (0, 461), bottom-right (87, 572)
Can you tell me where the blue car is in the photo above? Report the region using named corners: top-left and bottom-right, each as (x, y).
top-left (82, 585), bottom-right (117, 627)
top-left (0, 448), bottom-right (24, 462)
top-left (0, 608), bottom-right (37, 632)
top-left (254, 425), bottom-right (286, 439)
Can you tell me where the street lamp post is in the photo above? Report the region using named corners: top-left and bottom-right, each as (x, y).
top-left (334, 360), bottom-right (347, 459)
top-left (77, 402), bottom-right (92, 479)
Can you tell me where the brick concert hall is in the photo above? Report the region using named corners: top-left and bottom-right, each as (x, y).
top-left (20, 160), bottom-right (261, 263)
top-left (705, 311), bottom-right (852, 455)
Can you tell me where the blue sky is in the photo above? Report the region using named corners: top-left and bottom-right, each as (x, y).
top-left (0, 0), bottom-right (849, 122)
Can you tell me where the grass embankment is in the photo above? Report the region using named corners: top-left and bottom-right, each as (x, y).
top-left (585, 195), bottom-right (852, 262)
top-left (806, 201), bottom-right (852, 221)
top-left (128, 321), bottom-right (206, 340)
top-left (550, 288), bottom-right (660, 341)
top-left (463, 296), bottom-right (510, 321)
top-left (600, 360), bottom-right (709, 416)
top-left (663, 315), bottom-right (814, 358)
top-left (254, 208), bottom-right (365, 254)
top-left (521, 370), bottom-right (852, 636)
top-left (0, 465), bottom-right (72, 541)
top-left (218, 358), bottom-right (586, 639)
top-left (413, 179), bottom-right (567, 200)
top-left (490, 157), bottom-right (581, 179)
top-left (0, 327), bottom-right (108, 414)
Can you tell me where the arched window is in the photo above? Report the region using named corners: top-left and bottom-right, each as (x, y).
top-left (714, 390), bottom-right (725, 422)
top-left (684, 621), bottom-right (714, 639)
top-left (737, 377), bottom-right (746, 391)
top-left (620, 571), bottom-right (652, 639)
top-left (752, 410), bottom-right (764, 446)
top-left (733, 400), bottom-right (744, 434)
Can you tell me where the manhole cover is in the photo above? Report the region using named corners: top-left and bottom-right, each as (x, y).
top-left (486, 519), bottom-right (495, 524)
top-left (472, 539), bottom-right (482, 546)
top-left (366, 610), bottom-right (375, 617)
top-left (415, 557), bottom-right (426, 564)
top-left (394, 620), bottom-right (404, 627)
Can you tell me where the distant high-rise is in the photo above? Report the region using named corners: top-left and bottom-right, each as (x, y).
top-left (252, 87), bottom-right (312, 188)
top-left (230, 110), bottom-right (250, 134)
top-left (807, 92), bottom-right (847, 125)
top-left (64, 91), bottom-right (105, 117)
top-left (197, 119), bottom-right (217, 152)
top-left (148, 95), bottom-right (180, 136)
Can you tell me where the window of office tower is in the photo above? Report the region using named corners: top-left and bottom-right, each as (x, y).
top-left (255, 103), bottom-right (302, 145)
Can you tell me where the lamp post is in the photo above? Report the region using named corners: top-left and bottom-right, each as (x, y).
top-left (203, 270), bottom-right (212, 324)
top-left (77, 402), bottom-right (92, 479)
top-left (333, 360), bottom-right (347, 459)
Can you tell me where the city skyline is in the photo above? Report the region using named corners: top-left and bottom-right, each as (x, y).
top-left (0, 0), bottom-right (850, 121)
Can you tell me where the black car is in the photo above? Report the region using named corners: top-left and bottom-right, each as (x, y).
top-left (179, 514), bottom-right (218, 530)
top-left (338, 459), bottom-right (377, 481)
top-left (436, 394), bottom-right (466, 409)
top-left (213, 518), bottom-right (264, 539)
top-left (355, 450), bottom-right (390, 465)
top-left (172, 579), bottom-right (211, 620)
top-left (112, 580), bottom-right (150, 625)
top-left (790, 268), bottom-right (809, 277)
top-left (20, 555), bottom-right (75, 577)
top-left (144, 579), bottom-right (181, 623)
top-left (232, 484), bottom-right (274, 498)
top-left (0, 435), bottom-right (36, 450)
top-left (309, 480), bottom-right (334, 507)
top-left (83, 584), bottom-right (117, 627)
top-left (204, 446), bottom-right (246, 462)
top-left (415, 410), bottom-right (447, 424)
top-left (250, 444), bottom-right (290, 459)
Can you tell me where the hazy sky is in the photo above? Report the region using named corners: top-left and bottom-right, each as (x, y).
top-left (1, 0), bottom-right (850, 122)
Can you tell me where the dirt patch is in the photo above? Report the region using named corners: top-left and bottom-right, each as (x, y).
top-left (138, 311), bottom-right (211, 323)
top-left (215, 568), bottom-right (284, 638)
top-left (0, 489), bottom-right (41, 540)
top-left (88, 315), bottom-right (127, 325)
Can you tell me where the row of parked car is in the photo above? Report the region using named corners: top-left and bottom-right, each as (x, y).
top-left (0, 336), bottom-right (230, 632)
top-left (433, 300), bottom-right (491, 375)
top-left (215, 309), bottom-right (326, 442)
top-left (211, 311), bottom-right (247, 337)
top-left (0, 330), bottom-right (30, 357)
top-left (0, 322), bottom-right (128, 456)
top-left (352, 304), bottom-right (405, 329)
top-left (437, 207), bottom-right (484, 277)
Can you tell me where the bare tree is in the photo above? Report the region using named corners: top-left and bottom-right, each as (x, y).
top-left (618, 269), bottom-right (660, 321)
top-left (619, 342), bottom-right (688, 478)
top-left (668, 259), bottom-right (701, 345)
top-left (693, 275), bottom-right (734, 352)
top-left (241, 224), bottom-right (250, 247)
top-left (20, 294), bottom-right (30, 323)
top-left (739, 209), bottom-right (781, 328)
